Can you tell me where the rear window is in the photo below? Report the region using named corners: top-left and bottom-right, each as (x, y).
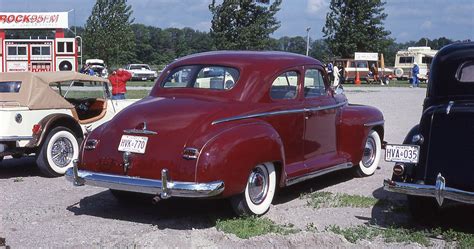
top-left (162, 65), bottom-right (239, 90)
top-left (399, 56), bottom-right (414, 64)
top-left (0, 81), bottom-right (21, 93)
top-left (456, 61), bottom-right (474, 83)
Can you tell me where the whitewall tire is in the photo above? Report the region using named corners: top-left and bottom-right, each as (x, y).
top-left (355, 130), bottom-right (381, 177)
top-left (231, 162), bottom-right (276, 216)
top-left (37, 127), bottom-right (80, 177)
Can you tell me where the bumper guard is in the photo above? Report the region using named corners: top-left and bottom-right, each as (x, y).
top-left (65, 160), bottom-right (225, 199)
top-left (383, 173), bottom-right (474, 206)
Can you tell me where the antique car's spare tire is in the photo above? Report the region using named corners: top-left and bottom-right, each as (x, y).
top-left (355, 130), bottom-right (381, 177)
top-left (407, 195), bottom-right (438, 221)
top-left (231, 162), bottom-right (276, 216)
top-left (394, 68), bottom-right (404, 78)
top-left (37, 127), bottom-right (81, 177)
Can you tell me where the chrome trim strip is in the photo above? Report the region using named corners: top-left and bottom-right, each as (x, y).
top-left (383, 173), bottom-right (474, 206)
top-left (446, 100), bottom-right (454, 114)
top-left (212, 101), bottom-right (347, 125)
top-left (123, 129), bottom-right (157, 135)
top-left (364, 120), bottom-right (385, 127)
top-left (0, 136), bottom-right (33, 142)
top-left (66, 161), bottom-right (224, 198)
top-left (286, 162), bottom-right (353, 186)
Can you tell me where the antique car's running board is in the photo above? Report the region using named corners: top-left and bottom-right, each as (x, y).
top-left (286, 162), bottom-right (353, 186)
top-left (383, 173), bottom-right (474, 206)
top-left (65, 160), bottom-right (224, 198)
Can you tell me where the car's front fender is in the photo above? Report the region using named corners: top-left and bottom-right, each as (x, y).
top-left (195, 121), bottom-right (284, 197)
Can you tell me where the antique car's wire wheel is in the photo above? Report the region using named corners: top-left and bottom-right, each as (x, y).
top-left (356, 130), bottom-right (381, 176)
top-left (37, 127), bottom-right (80, 177)
top-left (231, 162), bottom-right (276, 216)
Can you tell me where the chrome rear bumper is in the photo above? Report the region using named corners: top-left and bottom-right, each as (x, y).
top-left (65, 160), bottom-right (225, 199)
top-left (383, 173), bottom-right (474, 206)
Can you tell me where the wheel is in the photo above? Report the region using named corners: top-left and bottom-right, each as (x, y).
top-left (36, 127), bottom-right (81, 177)
top-left (230, 162), bottom-right (276, 216)
top-left (408, 195), bottom-right (439, 221)
top-left (354, 130), bottom-right (382, 177)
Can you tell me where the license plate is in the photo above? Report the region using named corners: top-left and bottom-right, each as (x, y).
top-left (385, 144), bottom-right (420, 163)
top-left (118, 135), bottom-right (148, 154)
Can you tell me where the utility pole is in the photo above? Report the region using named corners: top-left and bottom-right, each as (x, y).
top-left (306, 27), bottom-right (311, 56)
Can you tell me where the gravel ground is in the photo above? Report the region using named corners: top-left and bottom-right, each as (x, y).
top-left (1, 86), bottom-right (470, 248)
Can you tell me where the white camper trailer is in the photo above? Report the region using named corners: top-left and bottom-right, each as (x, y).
top-left (394, 46), bottom-right (438, 82)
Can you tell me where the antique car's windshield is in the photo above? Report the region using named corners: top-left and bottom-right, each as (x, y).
top-left (50, 81), bottom-right (106, 99)
top-left (162, 65), bottom-right (239, 90)
top-left (0, 81), bottom-right (21, 93)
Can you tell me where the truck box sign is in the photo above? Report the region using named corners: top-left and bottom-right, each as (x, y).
top-left (354, 52), bottom-right (379, 61)
top-left (0, 12), bottom-right (68, 29)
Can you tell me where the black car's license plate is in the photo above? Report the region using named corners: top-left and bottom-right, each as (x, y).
top-left (385, 144), bottom-right (420, 163)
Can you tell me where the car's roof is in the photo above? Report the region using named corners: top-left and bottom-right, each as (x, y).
top-left (173, 51), bottom-right (320, 70)
top-left (86, 59), bottom-right (104, 63)
top-left (0, 72), bottom-right (107, 110)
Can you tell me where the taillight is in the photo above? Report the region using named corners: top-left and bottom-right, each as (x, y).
top-left (85, 139), bottom-right (99, 150)
top-left (32, 124), bottom-right (42, 135)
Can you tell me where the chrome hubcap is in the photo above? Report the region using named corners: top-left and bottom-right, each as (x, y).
top-left (51, 137), bottom-right (74, 168)
top-left (248, 166), bottom-right (269, 205)
top-left (362, 136), bottom-right (376, 168)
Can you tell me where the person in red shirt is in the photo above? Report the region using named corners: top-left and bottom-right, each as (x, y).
top-left (109, 68), bottom-right (132, 100)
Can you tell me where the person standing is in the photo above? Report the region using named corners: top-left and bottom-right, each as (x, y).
top-left (333, 64), bottom-right (340, 87)
top-left (109, 68), bottom-right (132, 100)
top-left (327, 62), bottom-right (334, 83)
top-left (411, 62), bottom-right (420, 88)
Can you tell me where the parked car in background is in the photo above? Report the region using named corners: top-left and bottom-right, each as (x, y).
top-left (393, 46), bottom-right (438, 82)
top-left (67, 51), bottom-right (384, 216)
top-left (85, 59), bottom-right (109, 78)
top-left (125, 64), bottom-right (158, 81)
top-left (0, 72), bottom-right (137, 176)
top-left (333, 58), bottom-right (393, 84)
top-left (384, 42), bottom-right (474, 219)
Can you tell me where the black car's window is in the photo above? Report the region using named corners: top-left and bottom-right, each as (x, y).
top-left (304, 69), bottom-right (326, 98)
top-left (270, 71), bottom-right (298, 100)
top-left (456, 61), bottom-right (474, 83)
top-left (162, 65), bottom-right (239, 90)
top-left (0, 81), bottom-right (21, 93)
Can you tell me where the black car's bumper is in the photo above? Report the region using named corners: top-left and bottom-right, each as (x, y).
top-left (383, 173), bottom-right (474, 206)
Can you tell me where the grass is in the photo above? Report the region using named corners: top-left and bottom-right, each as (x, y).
top-left (326, 225), bottom-right (474, 248)
top-left (127, 80), bottom-right (156, 87)
top-left (215, 216), bottom-right (298, 239)
top-left (125, 90), bottom-right (151, 99)
top-left (303, 191), bottom-right (378, 209)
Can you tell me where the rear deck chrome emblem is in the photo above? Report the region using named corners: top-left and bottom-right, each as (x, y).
top-left (122, 151), bottom-right (132, 173)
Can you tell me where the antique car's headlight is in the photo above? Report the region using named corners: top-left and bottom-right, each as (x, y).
top-left (85, 139), bottom-right (99, 150)
top-left (182, 147), bottom-right (200, 160)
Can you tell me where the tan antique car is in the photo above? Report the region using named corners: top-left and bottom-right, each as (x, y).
top-left (0, 72), bottom-right (137, 176)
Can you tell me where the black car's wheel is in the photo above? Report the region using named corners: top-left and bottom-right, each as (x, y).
top-left (37, 127), bottom-right (81, 177)
top-left (407, 195), bottom-right (439, 221)
top-left (355, 130), bottom-right (382, 177)
top-left (231, 162), bottom-right (276, 216)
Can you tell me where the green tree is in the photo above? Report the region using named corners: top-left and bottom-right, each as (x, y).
top-left (83, 0), bottom-right (135, 66)
top-left (209, 0), bottom-right (282, 50)
top-left (322, 0), bottom-right (392, 57)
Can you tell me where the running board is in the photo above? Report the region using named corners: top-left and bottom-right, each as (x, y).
top-left (285, 162), bottom-right (353, 186)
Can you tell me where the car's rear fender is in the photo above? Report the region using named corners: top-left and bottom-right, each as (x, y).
top-left (29, 113), bottom-right (83, 148)
top-left (195, 121), bottom-right (285, 197)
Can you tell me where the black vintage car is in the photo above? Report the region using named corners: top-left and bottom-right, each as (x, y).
top-left (383, 42), bottom-right (474, 217)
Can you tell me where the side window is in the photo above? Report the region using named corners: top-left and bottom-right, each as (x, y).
top-left (304, 69), bottom-right (326, 98)
top-left (270, 71), bottom-right (298, 100)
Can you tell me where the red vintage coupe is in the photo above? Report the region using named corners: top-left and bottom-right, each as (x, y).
top-left (66, 51), bottom-right (384, 216)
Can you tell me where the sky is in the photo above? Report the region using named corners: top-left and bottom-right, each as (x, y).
top-left (0, 0), bottom-right (473, 43)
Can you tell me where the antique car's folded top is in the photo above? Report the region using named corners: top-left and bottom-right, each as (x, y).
top-left (0, 72), bottom-right (137, 177)
top-left (67, 51), bottom-right (385, 216)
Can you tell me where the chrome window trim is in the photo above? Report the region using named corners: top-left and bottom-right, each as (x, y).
top-left (286, 162), bottom-right (353, 186)
top-left (212, 100), bottom-right (347, 125)
top-left (363, 120), bottom-right (385, 127)
top-left (0, 136), bottom-right (33, 142)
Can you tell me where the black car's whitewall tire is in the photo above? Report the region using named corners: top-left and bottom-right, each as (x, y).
top-left (231, 162), bottom-right (276, 216)
top-left (356, 130), bottom-right (381, 177)
top-left (37, 127), bottom-right (80, 177)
